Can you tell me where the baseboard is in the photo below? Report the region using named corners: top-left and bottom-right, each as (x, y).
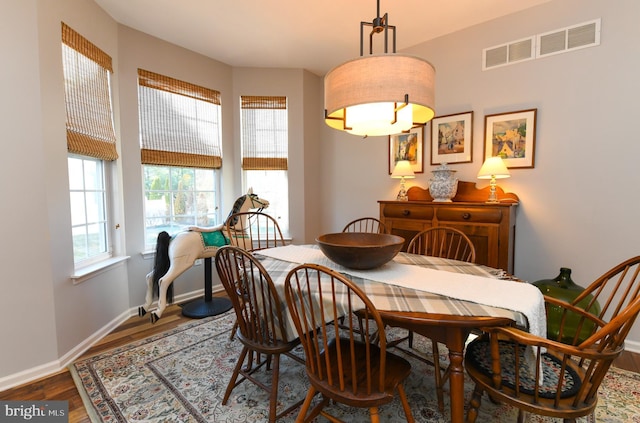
top-left (625, 339), bottom-right (640, 354)
top-left (0, 288), bottom-right (210, 391)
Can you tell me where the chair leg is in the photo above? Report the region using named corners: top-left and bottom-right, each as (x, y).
top-left (295, 387), bottom-right (321, 423)
top-left (396, 384), bottom-right (415, 423)
top-left (222, 346), bottom-right (250, 405)
top-left (243, 349), bottom-right (255, 372)
top-left (432, 341), bottom-right (445, 412)
top-left (230, 319), bottom-right (238, 340)
top-left (267, 354), bottom-right (281, 423)
top-left (369, 406), bottom-right (380, 423)
top-left (466, 384), bottom-right (483, 423)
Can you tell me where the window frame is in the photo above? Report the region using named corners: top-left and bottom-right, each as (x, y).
top-left (142, 165), bottom-right (222, 250)
top-left (240, 96), bottom-right (290, 237)
top-left (68, 154), bottom-right (113, 267)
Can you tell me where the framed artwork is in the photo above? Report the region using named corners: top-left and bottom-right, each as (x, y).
top-left (484, 108), bottom-right (537, 169)
top-left (430, 111), bottom-right (473, 165)
top-left (388, 126), bottom-right (424, 174)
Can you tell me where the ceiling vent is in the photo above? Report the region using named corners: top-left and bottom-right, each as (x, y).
top-left (483, 37), bottom-right (535, 70)
top-left (537, 19), bottom-right (600, 58)
top-left (482, 18), bottom-right (601, 71)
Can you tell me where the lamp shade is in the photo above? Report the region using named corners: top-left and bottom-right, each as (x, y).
top-left (324, 54), bottom-right (436, 137)
top-left (391, 160), bottom-right (415, 179)
top-left (477, 156), bottom-right (510, 179)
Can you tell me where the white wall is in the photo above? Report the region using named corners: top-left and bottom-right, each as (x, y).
top-left (319, 0), bottom-right (640, 346)
top-left (0, 0), bottom-right (58, 381)
top-left (2, 0), bottom-right (639, 389)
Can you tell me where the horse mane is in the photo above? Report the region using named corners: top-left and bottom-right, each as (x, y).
top-left (225, 194), bottom-right (247, 227)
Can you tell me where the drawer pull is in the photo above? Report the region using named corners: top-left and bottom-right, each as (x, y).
top-left (403, 209), bottom-right (411, 216)
top-left (462, 212), bottom-right (471, 220)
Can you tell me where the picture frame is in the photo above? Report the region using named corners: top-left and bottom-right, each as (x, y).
top-left (388, 125), bottom-right (424, 174)
top-left (484, 108), bottom-right (537, 169)
top-left (430, 111), bottom-right (473, 165)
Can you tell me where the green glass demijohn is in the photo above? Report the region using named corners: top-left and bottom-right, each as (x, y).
top-left (533, 267), bottom-right (601, 344)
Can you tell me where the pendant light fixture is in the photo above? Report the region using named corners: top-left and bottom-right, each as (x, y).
top-left (324, 0), bottom-right (436, 137)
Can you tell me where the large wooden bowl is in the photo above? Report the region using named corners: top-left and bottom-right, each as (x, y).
top-left (316, 232), bottom-right (405, 270)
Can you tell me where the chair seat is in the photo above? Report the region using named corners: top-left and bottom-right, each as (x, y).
top-left (466, 337), bottom-right (583, 399)
top-left (309, 337), bottom-right (412, 408)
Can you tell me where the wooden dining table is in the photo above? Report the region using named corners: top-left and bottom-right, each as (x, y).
top-left (254, 245), bottom-right (544, 423)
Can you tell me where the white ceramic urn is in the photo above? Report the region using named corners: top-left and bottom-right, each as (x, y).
top-left (429, 163), bottom-right (458, 202)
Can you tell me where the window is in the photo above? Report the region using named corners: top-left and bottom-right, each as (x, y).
top-left (240, 96), bottom-right (289, 236)
top-left (138, 70), bottom-right (223, 249)
top-left (143, 166), bottom-right (218, 248)
top-left (62, 23), bottom-right (118, 267)
top-left (68, 156), bottom-right (110, 263)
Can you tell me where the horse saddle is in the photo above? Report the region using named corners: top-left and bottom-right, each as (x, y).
top-left (187, 224), bottom-right (229, 248)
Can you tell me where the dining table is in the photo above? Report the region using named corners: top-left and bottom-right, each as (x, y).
top-left (254, 244), bottom-right (546, 423)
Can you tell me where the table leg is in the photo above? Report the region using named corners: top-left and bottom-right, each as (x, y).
top-left (445, 330), bottom-right (468, 423)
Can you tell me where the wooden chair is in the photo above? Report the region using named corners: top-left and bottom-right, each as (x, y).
top-left (284, 263), bottom-right (415, 423)
top-left (225, 211), bottom-right (286, 252)
top-left (391, 226), bottom-right (477, 412)
top-left (406, 226), bottom-right (476, 262)
top-left (342, 217), bottom-right (387, 234)
top-left (225, 211), bottom-right (286, 338)
top-left (214, 245), bottom-right (304, 423)
top-left (465, 256), bottom-right (640, 423)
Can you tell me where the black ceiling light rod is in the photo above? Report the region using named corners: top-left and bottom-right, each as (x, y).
top-left (360, 0), bottom-right (396, 56)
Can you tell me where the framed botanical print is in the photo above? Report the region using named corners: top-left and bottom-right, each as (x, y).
top-left (388, 126), bottom-right (424, 174)
top-left (484, 109), bottom-right (537, 169)
top-left (430, 111), bottom-right (473, 165)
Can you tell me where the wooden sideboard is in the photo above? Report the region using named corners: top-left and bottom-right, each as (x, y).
top-left (379, 182), bottom-right (519, 273)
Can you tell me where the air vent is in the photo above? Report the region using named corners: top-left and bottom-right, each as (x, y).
top-left (537, 19), bottom-right (600, 58)
top-left (483, 37), bottom-right (535, 70)
top-left (483, 18), bottom-right (601, 70)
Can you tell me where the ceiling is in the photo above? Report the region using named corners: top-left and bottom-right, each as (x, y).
top-left (95, 0), bottom-right (551, 76)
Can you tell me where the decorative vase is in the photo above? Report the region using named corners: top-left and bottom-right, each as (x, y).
top-left (533, 267), bottom-right (601, 344)
top-left (428, 163), bottom-right (458, 202)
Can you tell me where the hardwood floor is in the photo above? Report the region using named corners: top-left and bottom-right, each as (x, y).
top-left (2, 301), bottom-right (639, 423)
top-left (0, 303), bottom-right (193, 423)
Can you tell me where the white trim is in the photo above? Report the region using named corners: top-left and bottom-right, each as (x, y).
top-left (625, 339), bottom-right (640, 355)
top-left (0, 287), bottom-right (224, 391)
top-left (71, 255), bottom-right (130, 284)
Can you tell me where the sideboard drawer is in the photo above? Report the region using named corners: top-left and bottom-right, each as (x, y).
top-left (381, 204), bottom-right (435, 220)
top-left (436, 207), bottom-right (503, 224)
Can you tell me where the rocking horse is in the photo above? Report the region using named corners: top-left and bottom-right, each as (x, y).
top-left (138, 189), bottom-right (270, 323)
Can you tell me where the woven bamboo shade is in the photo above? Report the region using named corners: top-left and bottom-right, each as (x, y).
top-left (241, 96), bottom-right (288, 171)
top-left (62, 23), bottom-right (118, 161)
top-left (138, 69), bottom-right (222, 169)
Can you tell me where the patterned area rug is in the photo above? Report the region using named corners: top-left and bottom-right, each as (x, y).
top-left (70, 311), bottom-right (640, 422)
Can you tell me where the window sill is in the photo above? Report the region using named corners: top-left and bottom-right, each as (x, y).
top-left (71, 256), bottom-right (130, 285)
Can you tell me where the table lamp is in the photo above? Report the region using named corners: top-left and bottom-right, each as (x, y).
top-left (477, 156), bottom-right (510, 203)
top-left (391, 160), bottom-right (415, 201)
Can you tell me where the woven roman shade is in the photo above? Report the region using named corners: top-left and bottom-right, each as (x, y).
top-left (138, 69), bottom-right (222, 169)
top-left (62, 23), bottom-right (118, 161)
top-left (241, 96), bottom-right (288, 170)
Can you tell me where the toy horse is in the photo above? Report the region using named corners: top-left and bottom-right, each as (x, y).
top-left (139, 189), bottom-right (269, 322)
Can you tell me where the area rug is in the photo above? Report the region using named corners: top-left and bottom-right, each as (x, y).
top-left (70, 311), bottom-right (640, 422)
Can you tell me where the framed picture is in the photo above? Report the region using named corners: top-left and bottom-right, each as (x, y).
top-left (388, 126), bottom-right (424, 174)
top-left (430, 111), bottom-right (473, 165)
top-left (484, 108), bottom-right (537, 169)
